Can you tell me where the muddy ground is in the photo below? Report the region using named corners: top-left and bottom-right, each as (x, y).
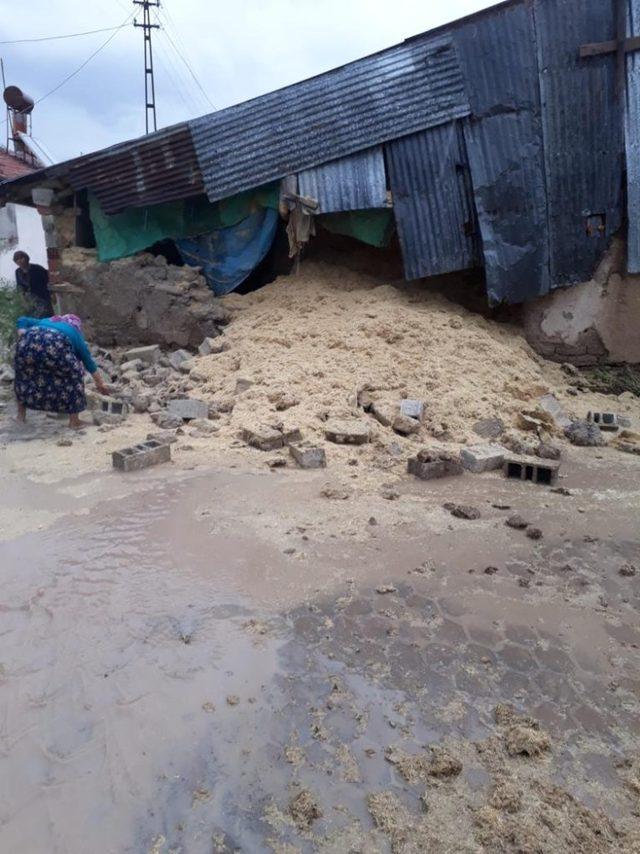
top-left (1, 406), bottom-right (639, 852)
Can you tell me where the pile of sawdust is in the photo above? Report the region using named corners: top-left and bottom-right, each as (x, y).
top-left (180, 261), bottom-right (639, 468)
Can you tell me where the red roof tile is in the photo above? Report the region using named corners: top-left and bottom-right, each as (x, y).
top-left (0, 149), bottom-right (37, 181)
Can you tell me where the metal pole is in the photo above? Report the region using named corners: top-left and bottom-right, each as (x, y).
top-left (134, 0), bottom-right (160, 134)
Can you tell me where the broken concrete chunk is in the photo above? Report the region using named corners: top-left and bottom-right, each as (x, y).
top-left (538, 393), bottom-right (571, 429)
top-left (289, 443), bottom-right (327, 469)
top-left (400, 399), bottom-right (424, 420)
top-left (151, 411), bottom-right (184, 430)
top-left (235, 378), bottom-right (254, 394)
top-left (166, 397), bottom-right (209, 421)
top-left (324, 420), bottom-right (370, 445)
top-left (119, 358), bottom-right (143, 374)
top-left (407, 448), bottom-right (463, 480)
top-left (198, 336), bottom-right (224, 356)
top-left (92, 410), bottom-right (126, 427)
top-left (167, 349), bottom-right (192, 371)
top-left (124, 344), bottom-right (161, 365)
top-left (392, 414), bottom-right (421, 436)
top-left (443, 503), bottom-right (481, 520)
top-left (242, 424), bottom-right (285, 451)
top-left (536, 441), bottom-right (561, 460)
top-left (460, 443), bottom-right (506, 473)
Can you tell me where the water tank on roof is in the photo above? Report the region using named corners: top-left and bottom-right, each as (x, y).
top-left (3, 86), bottom-right (34, 114)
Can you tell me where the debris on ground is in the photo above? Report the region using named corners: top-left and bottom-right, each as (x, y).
top-left (506, 515), bottom-right (529, 530)
top-left (288, 789), bottom-right (322, 829)
top-left (443, 502), bottom-right (481, 520)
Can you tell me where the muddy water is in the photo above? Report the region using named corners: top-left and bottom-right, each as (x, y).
top-left (1, 457), bottom-right (640, 852)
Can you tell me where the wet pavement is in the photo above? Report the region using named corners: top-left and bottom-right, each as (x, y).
top-left (1, 453), bottom-right (639, 853)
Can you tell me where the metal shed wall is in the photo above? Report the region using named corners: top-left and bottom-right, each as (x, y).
top-left (453, 1), bottom-right (550, 304)
top-left (297, 147), bottom-right (387, 213)
top-left (386, 122), bottom-right (480, 279)
top-left (626, 0), bottom-right (640, 272)
top-left (190, 36), bottom-right (470, 203)
top-left (533, 0), bottom-right (623, 287)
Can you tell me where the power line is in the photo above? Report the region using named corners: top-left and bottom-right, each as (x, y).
top-left (0, 24), bottom-right (129, 46)
top-left (156, 8), bottom-right (216, 111)
top-left (0, 10), bottom-right (134, 129)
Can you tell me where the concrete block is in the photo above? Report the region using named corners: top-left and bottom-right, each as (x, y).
top-left (289, 443), bottom-right (326, 469)
top-left (586, 411), bottom-right (620, 431)
top-left (124, 345), bottom-right (161, 365)
top-left (166, 397), bottom-right (209, 421)
top-left (112, 439), bottom-right (171, 472)
top-left (407, 449), bottom-right (463, 480)
top-left (198, 337), bottom-right (225, 356)
top-left (503, 454), bottom-right (560, 486)
top-left (168, 349), bottom-right (192, 371)
top-left (400, 399), bottom-right (424, 420)
top-left (460, 443), bottom-right (506, 473)
top-left (98, 395), bottom-right (129, 417)
top-left (324, 420), bottom-right (370, 445)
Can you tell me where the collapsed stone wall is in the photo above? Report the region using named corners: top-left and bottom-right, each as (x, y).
top-left (56, 248), bottom-right (230, 348)
top-left (524, 239), bottom-right (640, 366)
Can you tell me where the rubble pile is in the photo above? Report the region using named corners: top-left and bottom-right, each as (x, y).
top-left (57, 248), bottom-right (231, 348)
top-left (78, 260), bottom-right (640, 479)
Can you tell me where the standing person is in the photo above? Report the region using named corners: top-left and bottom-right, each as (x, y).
top-left (13, 250), bottom-right (54, 318)
top-left (14, 313), bottom-right (109, 430)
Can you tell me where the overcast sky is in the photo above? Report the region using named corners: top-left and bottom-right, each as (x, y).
top-left (0, 0), bottom-right (495, 164)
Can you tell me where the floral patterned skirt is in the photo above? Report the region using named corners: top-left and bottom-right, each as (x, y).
top-left (14, 327), bottom-right (86, 414)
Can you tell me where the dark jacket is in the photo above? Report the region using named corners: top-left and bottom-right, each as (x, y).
top-left (15, 263), bottom-right (53, 317)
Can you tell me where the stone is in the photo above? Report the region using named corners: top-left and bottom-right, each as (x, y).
top-left (198, 336), bottom-right (224, 356)
top-left (320, 483), bottom-right (353, 500)
top-left (187, 418), bottom-right (217, 435)
top-left (472, 417), bottom-right (504, 439)
top-left (92, 411), bottom-right (126, 426)
top-left (112, 439), bottom-right (171, 472)
top-left (460, 443), bottom-right (506, 473)
top-left (407, 448), bottom-right (463, 481)
top-left (564, 420), bottom-right (605, 447)
top-left (324, 420), bottom-right (370, 445)
top-left (376, 584), bottom-right (397, 594)
top-left (503, 454), bottom-right (560, 486)
top-left (166, 397), bottom-right (209, 421)
top-left (168, 349), bottom-right (192, 371)
top-left (289, 443), bottom-right (327, 469)
top-left (371, 402), bottom-right (397, 428)
top-left (400, 399), bottom-right (424, 420)
top-left (506, 515), bottom-right (529, 530)
top-left (123, 344), bottom-right (161, 365)
top-left (619, 564), bottom-right (637, 577)
top-left (147, 430), bottom-right (178, 445)
top-left (0, 364), bottom-right (15, 383)
top-left (526, 527), bottom-right (543, 540)
top-left (536, 442), bottom-right (561, 460)
top-left (119, 358), bottom-right (143, 373)
top-left (56, 437), bottom-right (73, 447)
top-left (235, 378), bottom-right (254, 394)
top-left (151, 411), bottom-right (184, 430)
top-left (393, 414), bottom-right (421, 436)
top-left (130, 391), bottom-right (153, 413)
top-left (443, 503), bottom-right (481, 520)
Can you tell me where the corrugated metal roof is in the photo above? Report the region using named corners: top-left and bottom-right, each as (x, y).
top-left (453, 1), bottom-right (551, 304)
top-left (67, 124), bottom-right (204, 215)
top-left (534, 0), bottom-right (623, 287)
top-left (625, 0), bottom-right (640, 272)
top-left (297, 147), bottom-right (387, 213)
top-left (190, 35), bottom-right (470, 203)
top-left (386, 122), bottom-right (480, 279)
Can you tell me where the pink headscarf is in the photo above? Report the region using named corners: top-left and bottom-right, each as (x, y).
top-left (51, 313), bottom-right (82, 331)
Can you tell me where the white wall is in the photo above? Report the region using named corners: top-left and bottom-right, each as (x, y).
top-left (0, 204), bottom-right (47, 287)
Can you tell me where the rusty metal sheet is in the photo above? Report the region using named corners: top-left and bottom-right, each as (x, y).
top-left (297, 147), bottom-right (387, 213)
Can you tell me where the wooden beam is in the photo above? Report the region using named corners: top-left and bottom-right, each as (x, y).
top-left (579, 35), bottom-right (640, 59)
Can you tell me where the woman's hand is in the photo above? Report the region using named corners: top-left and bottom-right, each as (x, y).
top-left (92, 372), bottom-right (110, 396)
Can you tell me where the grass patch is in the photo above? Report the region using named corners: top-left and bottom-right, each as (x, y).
top-left (0, 283), bottom-right (29, 363)
top-left (582, 365), bottom-right (640, 398)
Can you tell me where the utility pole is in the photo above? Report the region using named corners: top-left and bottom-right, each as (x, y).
top-left (133, 0), bottom-right (160, 134)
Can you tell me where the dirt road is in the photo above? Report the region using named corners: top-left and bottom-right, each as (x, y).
top-left (1, 437), bottom-right (639, 852)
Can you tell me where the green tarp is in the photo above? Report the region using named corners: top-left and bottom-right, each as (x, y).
top-left (317, 209), bottom-right (394, 248)
top-left (89, 185), bottom-right (280, 262)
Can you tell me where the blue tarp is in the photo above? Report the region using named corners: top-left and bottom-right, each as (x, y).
top-left (177, 208), bottom-right (278, 296)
